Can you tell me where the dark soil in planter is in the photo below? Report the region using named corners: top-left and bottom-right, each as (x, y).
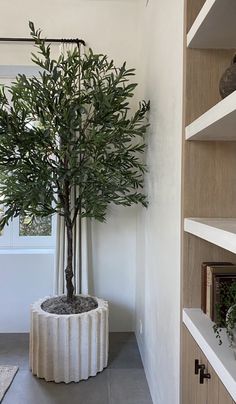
top-left (41, 295), bottom-right (98, 315)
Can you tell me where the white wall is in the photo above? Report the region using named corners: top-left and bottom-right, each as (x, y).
top-left (135, 1), bottom-right (184, 404)
top-left (0, 252), bottom-right (54, 332)
top-left (0, 0), bottom-right (142, 332)
top-left (0, 0), bottom-right (141, 68)
top-left (90, 206), bottom-right (137, 331)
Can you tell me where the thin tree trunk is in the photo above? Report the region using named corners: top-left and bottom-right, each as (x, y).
top-left (65, 223), bottom-right (74, 301)
top-left (78, 212), bottom-right (82, 294)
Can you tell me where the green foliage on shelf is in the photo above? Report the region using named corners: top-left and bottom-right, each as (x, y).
top-left (213, 281), bottom-right (236, 345)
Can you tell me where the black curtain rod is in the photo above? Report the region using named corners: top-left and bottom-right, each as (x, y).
top-left (0, 37), bottom-right (86, 46)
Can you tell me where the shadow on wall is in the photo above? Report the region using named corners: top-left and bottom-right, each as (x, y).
top-left (85, 206), bottom-right (137, 332)
top-left (108, 302), bottom-right (134, 332)
top-left (88, 236), bottom-right (134, 332)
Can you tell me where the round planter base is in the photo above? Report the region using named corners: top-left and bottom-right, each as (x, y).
top-left (30, 295), bottom-right (109, 383)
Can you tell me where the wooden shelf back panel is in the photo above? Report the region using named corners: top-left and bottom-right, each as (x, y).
top-left (186, 48), bottom-right (234, 125)
top-left (184, 141), bottom-right (236, 219)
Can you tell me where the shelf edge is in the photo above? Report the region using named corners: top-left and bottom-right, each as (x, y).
top-left (184, 218), bottom-right (236, 254)
top-left (185, 91), bottom-right (236, 141)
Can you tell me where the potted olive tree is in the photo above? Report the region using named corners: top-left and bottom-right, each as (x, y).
top-left (0, 23), bottom-right (149, 382)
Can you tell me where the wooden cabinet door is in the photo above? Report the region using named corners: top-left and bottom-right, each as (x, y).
top-left (182, 325), bottom-right (202, 404)
top-left (196, 348), bottom-right (208, 404)
top-left (219, 381), bottom-right (234, 404)
top-left (182, 326), bottom-right (234, 404)
top-left (199, 352), bottom-right (233, 404)
top-left (207, 362), bottom-right (219, 404)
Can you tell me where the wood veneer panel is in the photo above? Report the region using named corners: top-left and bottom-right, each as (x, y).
top-left (207, 362), bottom-right (219, 404)
top-left (196, 347), bottom-right (208, 403)
top-left (186, 49), bottom-right (234, 125)
top-left (182, 326), bottom-right (191, 404)
top-left (182, 325), bottom-right (199, 404)
top-left (184, 142), bottom-right (236, 218)
top-left (219, 380), bottom-right (234, 403)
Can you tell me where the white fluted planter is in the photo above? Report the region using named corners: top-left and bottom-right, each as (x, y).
top-left (29, 296), bottom-right (109, 383)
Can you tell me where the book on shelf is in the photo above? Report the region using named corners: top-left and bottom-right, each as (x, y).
top-left (201, 262), bottom-right (233, 313)
top-left (205, 265), bottom-right (236, 320)
top-left (213, 275), bottom-right (236, 323)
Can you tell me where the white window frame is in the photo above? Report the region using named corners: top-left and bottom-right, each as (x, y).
top-left (13, 215), bottom-right (56, 248)
top-left (0, 215), bottom-right (56, 249)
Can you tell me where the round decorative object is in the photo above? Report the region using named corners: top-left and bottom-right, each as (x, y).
top-left (219, 54), bottom-right (236, 99)
top-left (226, 304), bottom-right (236, 359)
top-left (30, 295), bottom-right (109, 383)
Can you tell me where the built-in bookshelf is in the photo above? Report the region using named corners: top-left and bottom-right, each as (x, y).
top-left (182, 0), bottom-right (236, 402)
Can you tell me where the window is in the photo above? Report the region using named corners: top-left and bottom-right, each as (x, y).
top-left (0, 67), bottom-right (57, 250)
top-left (0, 213), bottom-right (56, 249)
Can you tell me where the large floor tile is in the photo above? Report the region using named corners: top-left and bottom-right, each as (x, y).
top-left (3, 369), bottom-right (110, 404)
top-left (0, 334), bottom-right (29, 370)
top-left (108, 333), bottom-right (143, 369)
top-left (0, 332), bottom-right (153, 404)
top-left (109, 369), bottom-right (153, 404)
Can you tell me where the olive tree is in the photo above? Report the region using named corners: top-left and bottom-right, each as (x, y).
top-left (0, 22), bottom-right (149, 301)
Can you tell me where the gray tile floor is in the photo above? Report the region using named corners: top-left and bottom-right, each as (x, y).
top-left (0, 333), bottom-right (153, 404)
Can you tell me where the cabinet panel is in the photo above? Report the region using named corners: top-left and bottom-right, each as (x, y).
top-left (182, 326), bottom-right (198, 404)
top-left (196, 348), bottom-right (208, 404)
top-left (207, 362), bottom-right (219, 404)
top-left (218, 381), bottom-right (234, 404)
top-left (182, 326), bottom-right (234, 404)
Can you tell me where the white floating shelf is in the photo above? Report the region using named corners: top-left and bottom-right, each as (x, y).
top-left (184, 218), bottom-right (236, 254)
top-left (187, 0), bottom-right (236, 48)
top-left (183, 308), bottom-right (236, 401)
top-left (186, 91), bottom-right (236, 141)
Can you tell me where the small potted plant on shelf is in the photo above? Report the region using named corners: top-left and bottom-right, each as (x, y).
top-left (213, 281), bottom-right (236, 357)
top-left (0, 22), bottom-right (149, 382)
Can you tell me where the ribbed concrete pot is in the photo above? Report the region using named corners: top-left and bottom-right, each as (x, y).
top-left (29, 296), bottom-right (109, 383)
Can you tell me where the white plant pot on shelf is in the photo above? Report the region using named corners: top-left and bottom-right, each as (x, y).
top-left (29, 296), bottom-right (109, 383)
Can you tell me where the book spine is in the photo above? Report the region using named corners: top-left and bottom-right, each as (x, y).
top-left (200, 262), bottom-right (233, 314)
top-left (213, 276), bottom-right (221, 323)
top-left (206, 267), bottom-right (212, 318)
top-left (201, 264), bottom-right (207, 313)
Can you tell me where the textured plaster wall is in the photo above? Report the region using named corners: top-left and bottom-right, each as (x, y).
top-left (135, 0), bottom-right (184, 403)
top-left (0, 253), bottom-right (54, 332)
top-left (0, 0), bottom-right (142, 332)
